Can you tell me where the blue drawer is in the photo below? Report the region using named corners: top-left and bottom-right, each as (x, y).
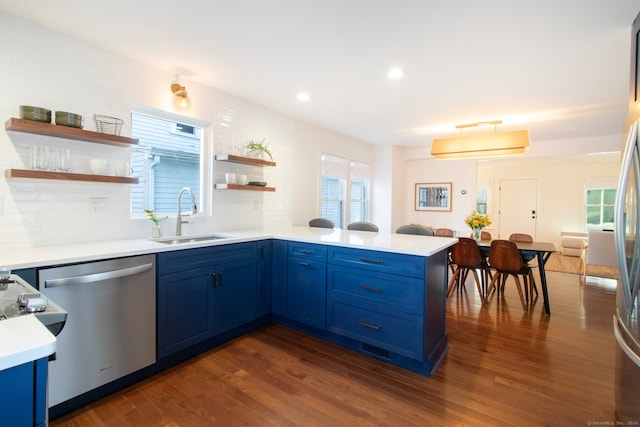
top-left (328, 300), bottom-right (424, 360)
top-left (157, 242), bottom-right (255, 275)
top-left (327, 246), bottom-right (425, 278)
top-left (328, 265), bottom-right (423, 314)
top-left (288, 241), bottom-right (327, 262)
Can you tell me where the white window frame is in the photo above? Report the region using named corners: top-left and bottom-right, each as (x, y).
top-left (321, 153), bottom-right (348, 228)
top-left (350, 160), bottom-right (371, 223)
top-left (131, 105), bottom-right (212, 218)
top-left (320, 154), bottom-right (371, 228)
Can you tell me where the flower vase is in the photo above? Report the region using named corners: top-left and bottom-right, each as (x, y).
top-left (472, 227), bottom-right (482, 241)
top-left (151, 225), bottom-right (162, 239)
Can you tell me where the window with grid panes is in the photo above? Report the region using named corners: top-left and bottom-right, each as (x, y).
top-left (130, 112), bottom-right (202, 214)
top-left (585, 188), bottom-right (616, 229)
top-left (321, 176), bottom-right (345, 228)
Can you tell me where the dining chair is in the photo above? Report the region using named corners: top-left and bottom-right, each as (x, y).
top-left (447, 237), bottom-right (490, 298)
top-left (469, 230), bottom-right (492, 240)
top-left (434, 228), bottom-right (455, 237)
top-left (508, 233), bottom-right (538, 300)
top-left (432, 227), bottom-right (456, 274)
top-left (483, 240), bottom-right (534, 310)
top-left (347, 221), bottom-right (379, 232)
top-left (396, 224), bottom-right (434, 236)
top-left (308, 218), bottom-right (335, 229)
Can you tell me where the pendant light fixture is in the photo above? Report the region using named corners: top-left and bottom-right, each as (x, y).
top-left (430, 120), bottom-right (530, 159)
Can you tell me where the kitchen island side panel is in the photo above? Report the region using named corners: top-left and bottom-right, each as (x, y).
top-left (423, 248), bottom-right (448, 356)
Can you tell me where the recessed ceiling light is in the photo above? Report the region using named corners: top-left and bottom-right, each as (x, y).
top-left (387, 68), bottom-right (404, 80)
top-left (297, 92), bottom-right (311, 102)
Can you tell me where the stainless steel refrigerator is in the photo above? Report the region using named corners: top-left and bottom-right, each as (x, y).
top-left (615, 11), bottom-right (640, 416)
top-left (614, 118), bottom-right (640, 421)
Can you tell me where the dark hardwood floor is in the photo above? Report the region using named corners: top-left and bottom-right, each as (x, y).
top-left (50, 271), bottom-right (619, 426)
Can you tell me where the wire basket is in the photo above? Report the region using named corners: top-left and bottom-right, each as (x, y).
top-left (93, 114), bottom-right (124, 135)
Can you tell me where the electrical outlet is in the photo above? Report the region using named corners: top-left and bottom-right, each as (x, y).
top-left (89, 197), bottom-right (107, 213)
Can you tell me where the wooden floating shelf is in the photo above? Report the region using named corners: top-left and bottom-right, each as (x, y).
top-left (5, 118), bottom-right (138, 147)
top-left (5, 169), bottom-right (139, 184)
top-left (215, 154), bottom-right (276, 167)
top-left (214, 183), bottom-right (275, 192)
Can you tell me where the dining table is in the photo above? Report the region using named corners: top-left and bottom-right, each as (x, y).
top-left (477, 239), bottom-right (557, 316)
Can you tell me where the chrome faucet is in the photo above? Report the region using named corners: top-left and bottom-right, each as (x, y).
top-left (176, 187), bottom-right (197, 236)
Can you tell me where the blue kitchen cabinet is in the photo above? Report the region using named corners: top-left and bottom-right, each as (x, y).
top-left (157, 242), bottom-right (257, 358)
top-left (325, 245), bottom-right (448, 374)
top-left (157, 267), bottom-right (216, 358)
top-left (271, 239), bottom-right (288, 316)
top-left (214, 254), bottom-right (258, 334)
top-left (0, 357), bottom-right (48, 427)
top-left (255, 240), bottom-right (273, 318)
top-left (287, 242), bottom-right (327, 330)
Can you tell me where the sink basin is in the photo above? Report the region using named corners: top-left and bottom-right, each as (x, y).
top-left (152, 234), bottom-right (230, 245)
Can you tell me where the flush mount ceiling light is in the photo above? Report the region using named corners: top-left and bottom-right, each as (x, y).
top-left (170, 79), bottom-right (190, 110)
top-left (296, 92), bottom-right (311, 102)
top-left (387, 68), bottom-right (404, 80)
top-left (430, 120), bottom-right (530, 159)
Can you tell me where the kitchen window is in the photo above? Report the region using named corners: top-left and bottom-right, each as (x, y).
top-left (585, 187), bottom-right (616, 230)
top-left (320, 154), bottom-right (371, 228)
top-left (350, 161), bottom-right (371, 223)
top-left (130, 111), bottom-right (203, 214)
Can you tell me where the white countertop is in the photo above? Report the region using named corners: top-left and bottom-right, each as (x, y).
top-left (0, 315), bottom-right (56, 371)
top-left (0, 226), bottom-right (457, 269)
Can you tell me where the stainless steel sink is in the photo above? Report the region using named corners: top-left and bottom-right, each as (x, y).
top-left (152, 234), bottom-right (230, 245)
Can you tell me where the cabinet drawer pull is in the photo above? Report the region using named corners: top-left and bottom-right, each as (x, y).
top-left (299, 262), bottom-right (312, 267)
top-left (359, 284), bottom-right (381, 292)
top-left (357, 321), bottom-right (381, 331)
top-left (299, 249), bottom-right (314, 255)
top-left (359, 258), bottom-right (382, 265)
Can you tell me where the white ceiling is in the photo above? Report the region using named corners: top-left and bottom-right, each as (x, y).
top-left (1, 1), bottom-right (638, 150)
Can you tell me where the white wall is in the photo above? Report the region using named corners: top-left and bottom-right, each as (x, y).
top-left (400, 148), bottom-right (478, 235)
top-left (0, 13), bottom-right (372, 247)
top-left (478, 153), bottom-right (620, 245)
top-left (291, 122), bottom-right (372, 227)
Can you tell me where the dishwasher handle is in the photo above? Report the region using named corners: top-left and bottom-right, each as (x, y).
top-left (44, 263), bottom-right (154, 288)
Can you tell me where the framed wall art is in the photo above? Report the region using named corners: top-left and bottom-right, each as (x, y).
top-left (415, 182), bottom-right (452, 211)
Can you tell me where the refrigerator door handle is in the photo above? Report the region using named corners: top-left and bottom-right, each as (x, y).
top-left (615, 121), bottom-right (638, 312)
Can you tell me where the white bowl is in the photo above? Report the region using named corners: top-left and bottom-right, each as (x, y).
top-left (89, 159), bottom-right (113, 176)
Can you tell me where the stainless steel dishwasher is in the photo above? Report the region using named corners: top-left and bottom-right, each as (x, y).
top-left (38, 254), bottom-right (156, 407)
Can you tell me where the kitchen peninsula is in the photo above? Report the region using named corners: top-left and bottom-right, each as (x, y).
top-left (1, 227), bottom-right (455, 415)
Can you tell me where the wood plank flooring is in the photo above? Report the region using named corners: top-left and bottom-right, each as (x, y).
top-left (50, 271), bottom-right (620, 426)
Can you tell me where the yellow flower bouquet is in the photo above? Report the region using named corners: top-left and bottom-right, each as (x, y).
top-left (465, 211), bottom-right (491, 240)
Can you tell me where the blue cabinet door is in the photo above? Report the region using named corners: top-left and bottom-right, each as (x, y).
top-left (256, 240), bottom-right (272, 318)
top-left (287, 257), bottom-right (327, 330)
top-left (157, 242), bottom-right (260, 358)
top-left (0, 358), bottom-right (48, 427)
top-left (271, 240), bottom-right (288, 316)
top-left (157, 267), bottom-right (215, 358)
top-left (214, 256), bottom-right (257, 334)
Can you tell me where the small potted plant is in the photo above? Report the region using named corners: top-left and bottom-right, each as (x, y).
top-left (245, 138), bottom-right (273, 161)
top-left (145, 209), bottom-right (167, 238)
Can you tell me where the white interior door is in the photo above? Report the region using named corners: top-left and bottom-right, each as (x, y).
top-left (498, 178), bottom-right (538, 239)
